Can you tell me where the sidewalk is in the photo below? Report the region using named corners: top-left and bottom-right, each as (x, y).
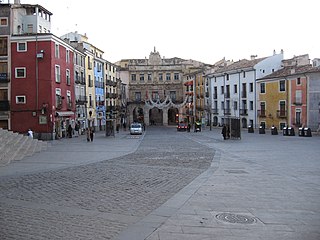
top-left (117, 128), bottom-right (320, 240)
top-left (0, 129), bottom-right (143, 177)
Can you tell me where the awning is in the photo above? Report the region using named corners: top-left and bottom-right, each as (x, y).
top-left (56, 111), bottom-right (74, 117)
top-left (184, 80), bottom-right (193, 86)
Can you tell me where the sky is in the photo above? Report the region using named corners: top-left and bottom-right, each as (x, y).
top-left (16, 0), bottom-right (320, 64)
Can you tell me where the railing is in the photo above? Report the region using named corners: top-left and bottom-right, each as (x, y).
top-left (240, 109), bottom-right (248, 115)
top-left (76, 96), bottom-right (87, 104)
top-left (257, 110), bottom-right (266, 117)
top-left (224, 109), bottom-right (231, 115)
top-left (212, 108), bottom-right (219, 114)
top-left (277, 110), bottom-right (287, 118)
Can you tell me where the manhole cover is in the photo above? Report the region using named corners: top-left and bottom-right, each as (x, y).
top-left (216, 213), bottom-right (255, 224)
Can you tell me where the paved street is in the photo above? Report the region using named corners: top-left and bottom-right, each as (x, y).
top-left (0, 126), bottom-right (320, 240)
top-left (0, 127), bottom-right (213, 239)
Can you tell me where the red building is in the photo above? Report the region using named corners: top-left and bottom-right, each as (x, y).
top-left (10, 33), bottom-right (75, 140)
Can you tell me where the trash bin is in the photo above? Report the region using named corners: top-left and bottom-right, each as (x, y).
top-left (282, 126), bottom-right (288, 136)
top-left (259, 126), bottom-right (265, 134)
top-left (298, 127), bottom-right (305, 137)
top-left (288, 127), bottom-right (295, 136)
top-left (304, 128), bottom-right (312, 137)
top-left (271, 126), bottom-right (278, 135)
top-left (248, 125), bottom-right (254, 133)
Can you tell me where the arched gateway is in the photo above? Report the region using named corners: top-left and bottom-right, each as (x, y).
top-left (128, 95), bottom-right (188, 126)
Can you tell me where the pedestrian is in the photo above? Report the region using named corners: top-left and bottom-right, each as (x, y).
top-left (123, 122), bottom-right (126, 131)
top-left (90, 127), bottom-right (94, 142)
top-left (67, 124), bottom-right (73, 138)
top-left (86, 128), bottom-right (90, 142)
top-left (74, 122), bottom-right (79, 137)
top-left (116, 123), bottom-right (120, 133)
top-left (27, 129), bottom-right (33, 139)
top-left (221, 125), bottom-right (227, 140)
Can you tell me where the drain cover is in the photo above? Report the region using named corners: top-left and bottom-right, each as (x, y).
top-left (216, 213), bottom-right (255, 224)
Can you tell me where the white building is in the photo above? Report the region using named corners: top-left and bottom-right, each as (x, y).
top-left (207, 51), bottom-right (284, 128)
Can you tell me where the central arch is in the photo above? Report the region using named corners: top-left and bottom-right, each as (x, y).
top-left (168, 108), bottom-right (178, 125)
top-left (149, 108), bottom-right (163, 125)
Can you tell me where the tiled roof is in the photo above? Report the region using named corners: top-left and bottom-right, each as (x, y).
top-left (257, 64), bottom-right (320, 80)
top-left (214, 57), bottom-right (267, 74)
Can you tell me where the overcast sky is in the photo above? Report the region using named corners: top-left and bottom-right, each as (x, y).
top-left (21, 0), bottom-right (319, 64)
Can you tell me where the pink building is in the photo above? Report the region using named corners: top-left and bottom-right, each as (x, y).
top-left (290, 75), bottom-right (308, 128)
top-left (10, 33), bottom-right (75, 140)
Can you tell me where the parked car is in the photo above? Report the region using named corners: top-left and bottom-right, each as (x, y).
top-left (177, 123), bottom-right (188, 131)
top-left (130, 123), bottom-right (143, 135)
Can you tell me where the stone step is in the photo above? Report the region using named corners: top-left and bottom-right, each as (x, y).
top-left (0, 129), bottom-right (48, 166)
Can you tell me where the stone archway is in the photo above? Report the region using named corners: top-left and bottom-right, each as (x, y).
top-left (168, 108), bottom-right (178, 125)
top-left (149, 108), bottom-right (163, 125)
top-left (133, 107), bottom-right (144, 123)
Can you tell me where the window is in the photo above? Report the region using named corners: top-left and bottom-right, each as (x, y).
top-left (260, 102), bottom-right (266, 116)
top-left (56, 88), bottom-right (62, 109)
top-left (250, 101), bottom-right (254, 110)
top-left (55, 43), bottom-right (60, 58)
top-left (221, 86), bottom-right (224, 94)
top-left (0, 18), bottom-right (8, 26)
top-left (166, 73), bottom-right (171, 81)
top-left (16, 95), bottom-right (26, 104)
top-left (159, 73), bottom-right (163, 81)
top-left (139, 74), bottom-right (144, 82)
top-left (170, 91), bottom-right (176, 102)
top-left (279, 80), bottom-right (285, 92)
top-left (66, 69), bottom-right (70, 85)
top-left (148, 73), bottom-right (152, 81)
top-left (234, 101), bottom-right (238, 110)
top-left (66, 50), bottom-right (70, 63)
top-left (15, 67), bottom-right (26, 78)
top-left (17, 42), bottom-right (27, 52)
top-left (0, 37), bottom-right (8, 56)
top-left (297, 77), bottom-right (301, 85)
top-left (174, 73), bottom-right (179, 80)
top-left (152, 91), bottom-right (159, 101)
top-left (135, 92), bottom-right (141, 101)
top-left (27, 24), bottom-right (33, 33)
top-left (55, 65), bottom-right (61, 83)
top-left (221, 101), bottom-right (224, 110)
top-left (279, 101), bottom-right (286, 115)
top-left (39, 25), bottom-right (42, 33)
top-left (295, 90), bottom-right (302, 104)
top-left (226, 74), bottom-right (229, 81)
top-left (295, 109), bottom-right (301, 125)
top-left (260, 83), bottom-right (265, 93)
top-left (249, 83), bottom-right (253, 92)
top-left (243, 71), bottom-right (246, 78)
top-left (234, 84), bottom-right (237, 94)
top-left (131, 74), bottom-right (136, 81)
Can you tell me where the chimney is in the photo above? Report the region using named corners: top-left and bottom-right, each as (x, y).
top-left (14, 0), bottom-right (21, 4)
top-left (250, 55), bottom-right (257, 60)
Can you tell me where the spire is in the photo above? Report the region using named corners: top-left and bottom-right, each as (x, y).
top-left (154, 46), bottom-right (156, 53)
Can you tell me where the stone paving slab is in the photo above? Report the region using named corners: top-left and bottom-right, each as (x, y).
top-left (122, 128), bottom-right (320, 240)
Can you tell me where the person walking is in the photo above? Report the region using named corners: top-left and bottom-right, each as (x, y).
top-left (90, 127), bottom-right (94, 142)
top-left (27, 129), bottom-right (33, 139)
top-left (221, 125), bottom-right (227, 140)
top-left (67, 124), bottom-right (73, 138)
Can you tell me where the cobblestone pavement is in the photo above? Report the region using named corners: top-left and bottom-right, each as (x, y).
top-left (0, 127), bottom-right (214, 239)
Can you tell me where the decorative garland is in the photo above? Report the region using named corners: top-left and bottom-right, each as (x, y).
top-left (145, 94), bottom-right (188, 109)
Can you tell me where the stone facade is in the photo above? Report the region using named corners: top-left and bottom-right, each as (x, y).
top-left (118, 48), bottom-right (207, 126)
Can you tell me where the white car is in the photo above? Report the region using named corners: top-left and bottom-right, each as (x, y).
top-left (130, 123), bottom-right (143, 135)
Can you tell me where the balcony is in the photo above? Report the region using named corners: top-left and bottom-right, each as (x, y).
top-left (212, 108), bottom-right (219, 114)
top-left (240, 109), bottom-right (248, 115)
top-left (0, 73), bottom-right (10, 83)
top-left (277, 110), bottom-right (287, 118)
top-left (67, 102), bottom-right (73, 110)
top-left (257, 110), bottom-right (266, 117)
top-left (224, 109), bottom-right (231, 115)
top-left (76, 95), bottom-right (87, 104)
top-left (0, 100), bottom-right (10, 111)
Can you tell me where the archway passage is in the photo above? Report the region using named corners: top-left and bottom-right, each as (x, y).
top-left (133, 107), bottom-right (144, 123)
top-left (213, 116), bottom-right (218, 126)
top-left (149, 108), bottom-right (163, 125)
top-left (168, 108), bottom-right (179, 125)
